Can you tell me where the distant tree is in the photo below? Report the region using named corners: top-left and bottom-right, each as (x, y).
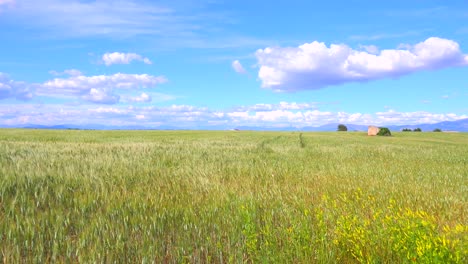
top-left (377, 127), bottom-right (392, 136)
top-left (402, 128), bottom-right (412, 132)
top-left (337, 124), bottom-right (348, 131)
top-left (413, 128), bottom-right (422, 132)
top-left (433, 128), bottom-right (442, 132)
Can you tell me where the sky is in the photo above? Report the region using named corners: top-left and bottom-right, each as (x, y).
top-left (0, 0), bottom-right (467, 129)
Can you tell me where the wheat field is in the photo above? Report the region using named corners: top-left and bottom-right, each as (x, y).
top-left (0, 129), bottom-right (466, 263)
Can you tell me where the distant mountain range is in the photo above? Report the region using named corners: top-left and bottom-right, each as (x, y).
top-left (1, 118), bottom-right (467, 132)
top-left (386, 119), bottom-right (468, 132)
top-left (300, 118), bottom-right (468, 132)
top-left (235, 118), bottom-right (468, 132)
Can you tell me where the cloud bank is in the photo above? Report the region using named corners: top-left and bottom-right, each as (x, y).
top-left (256, 37), bottom-right (468, 92)
top-left (1, 102), bottom-right (466, 129)
top-left (102, 52), bottom-right (152, 66)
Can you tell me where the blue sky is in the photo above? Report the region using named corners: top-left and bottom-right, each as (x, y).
top-left (0, 0), bottom-right (467, 128)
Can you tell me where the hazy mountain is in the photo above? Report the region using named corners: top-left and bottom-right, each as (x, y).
top-left (2, 118), bottom-right (467, 132)
top-left (300, 119), bottom-right (468, 132)
top-left (388, 118), bottom-right (468, 132)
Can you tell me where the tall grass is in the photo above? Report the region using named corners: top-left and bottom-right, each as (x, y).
top-left (0, 129), bottom-right (466, 262)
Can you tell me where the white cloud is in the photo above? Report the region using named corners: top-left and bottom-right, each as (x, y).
top-left (1, 72), bottom-right (168, 104)
top-left (121, 92), bottom-right (175, 103)
top-left (232, 60), bottom-right (247, 74)
top-left (91, 107), bottom-right (128, 115)
top-left (102, 52), bottom-right (152, 66)
top-left (0, 73), bottom-right (32, 100)
top-left (372, 110), bottom-right (467, 125)
top-left (256, 37), bottom-right (468, 92)
top-left (359, 45), bottom-right (379, 54)
top-left (38, 73), bottom-right (167, 104)
top-left (128, 93), bottom-right (152, 103)
top-left (223, 108), bottom-right (468, 128)
top-left (1, 102), bottom-right (467, 128)
top-left (40, 73), bottom-right (166, 93)
top-left (82, 88), bottom-right (120, 104)
top-left (235, 102), bottom-right (317, 111)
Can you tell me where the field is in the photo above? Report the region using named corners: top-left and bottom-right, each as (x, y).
top-left (0, 129), bottom-right (467, 263)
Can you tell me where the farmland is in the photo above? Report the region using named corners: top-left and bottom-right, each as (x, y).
top-left (0, 129), bottom-right (467, 262)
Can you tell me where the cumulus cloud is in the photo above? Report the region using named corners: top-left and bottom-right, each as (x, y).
top-left (232, 60), bottom-right (247, 74)
top-left (38, 73), bottom-right (167, 104)
top-left (256, 37), bottom-right (468, 92)
top-left (1, 72), bottom-right (168, 104)
top-left (102, 52), bottom-right (153, 66)
top-left (40, 73), bottom-right (166, 93)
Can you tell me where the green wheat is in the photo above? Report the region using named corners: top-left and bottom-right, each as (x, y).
top-left (0, 129), bottom-right (466, 263)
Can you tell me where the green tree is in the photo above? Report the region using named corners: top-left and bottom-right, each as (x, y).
top-left (337, 124), bottom-right (348, 131)
top-left (377, 127), bottom-right (392, 136)
top-left (413, 128), bottom-right (422, 132)
top-left (433, 128), bottom-right (442, 132)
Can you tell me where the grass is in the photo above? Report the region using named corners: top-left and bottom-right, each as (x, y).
top-left (0, 129), bottom-right (467, 262)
